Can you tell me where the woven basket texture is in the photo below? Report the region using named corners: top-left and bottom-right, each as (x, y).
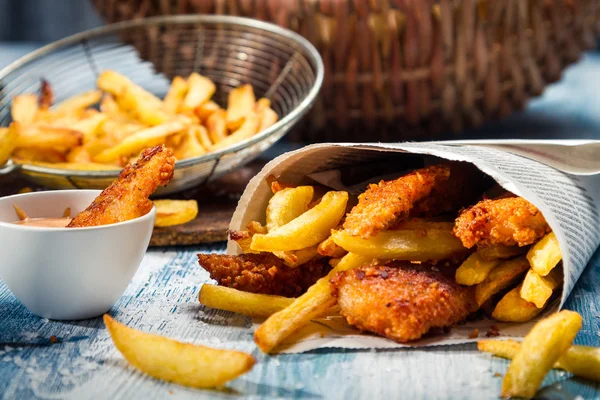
top-left (92, 0), bottom-right (600, 141)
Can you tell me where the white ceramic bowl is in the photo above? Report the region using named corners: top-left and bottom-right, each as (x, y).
top-left (0, 190), bottom-right (155, 320)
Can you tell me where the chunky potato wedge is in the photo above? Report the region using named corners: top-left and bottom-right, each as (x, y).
top-left (0, 126), bottom-right (18, 166)
top-left (211, 112), bottom-right (260, 151)
top-left (501, 310), bottom-right (582, 399)
top-left (527, 232), bottom-right (562, 276)
top-left (455, 252), bottom-right (502, 286)
top-left (11, 94), bottom-right (39, 124)
top-left (331, 228), bottom-right (466, 261)
top-left (265, 186), bottom-right (314, 231)
top-left (200, 284), bottom-right (294, 318)
top-left (181, 73), bottom-right (215, 112)
top-left (53, 90), bottom-right (102, 116)
top-left (475, 257), bottom-right (529, 307)
top-left (226, 84), bottom-right (255, 131)
top-left (520, 268), bottom-right (562, 308)
top-left (492, 285), bottom-right (542, 323)
top-left (163, 76), bottom-right (188, 114)
top-left (478, 244), bottom-right (529, 261)
top-left (93, 119), bottom-right (189, 162)
top-left (479, 339), bottom-right (600, 382)
top-left (104, 315), bottom-right (254, 388)
top-left (254, 252), bottom-right (372, 353)
top-left (154, 200), bottom-right (199, 227)
top-left (251, 191), bottom-right (349, 252)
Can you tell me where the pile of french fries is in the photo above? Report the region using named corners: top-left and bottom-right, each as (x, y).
top-left (455, 231), bottom-right (563, 322)
top-left (0, 70), bottom-right (278, 169)
top-left (478, 310), bottom-right (600, 399)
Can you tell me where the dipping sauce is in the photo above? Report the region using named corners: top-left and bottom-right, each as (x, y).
top-left (12, 218), bottom-right (72, 228)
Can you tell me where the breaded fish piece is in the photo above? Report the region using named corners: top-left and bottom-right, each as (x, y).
top-left (198, 253), bottom-right (330, 298)
top-left (453, 197), bottom-right (551, 248)
top-left (343, 163), bottom-right (483, 238)
top-left (330, 262), bottom-right (478, 343)
top-left (68, 145), bottom-right (175, 227)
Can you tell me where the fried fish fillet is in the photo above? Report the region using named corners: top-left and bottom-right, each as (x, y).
top-left (330, 262), bottom-right (478, 343)
top-left (343, 162), bottom-right (484, 238)
top-left (453, 197), bottom-right (551, 248)
top-left (68, 145), bottom-right (175, 227)
top-left (198, 253), bottom-right (330, 298)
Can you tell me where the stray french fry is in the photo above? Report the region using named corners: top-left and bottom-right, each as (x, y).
top-left (206, 109), bottom-right (227, 144)
top-left (527, 232), bottom-right (562, 276)
top-left (11, 94), bottom-right (39, 124)
top-left (154, 199), bottom-right (199, 227)
top-left (478, 339), bottom-right (600, 382)
top-left (475, 257), bottom-right (529, 307)
top-left (455, 252), bottom-right (502, 286)
top-left (501, 310), bottom-right (582, 399)
top-left (211, 112), bottom-right (260, 151)
top-left (331, 228), bottom-right (466, 262)
top-left (520, 268), bottom-right (562, 308)
top-left (251, 191), bottom-right (348, 251)
top-left (181, 73), bottom-right (216, 112)
top-left (104, 315), bottom-right (255, 388)
top-left (200, 284), bottom-right (294, 318)
top-left (52, 90), bottom-right (102, 116)
top-left (492, 285), bottom-right (542, 322)
top-left (226, 84), bottom-right (255, 130)
top-left (163, 76), bottom-right (187, 114)
top-left (254, 252), bottom-right (373, 353)
top-left (266, 186), bottom-right (314, 231)
top-left (93, 119), bottom-right (189, 162)
top-left (0, 126), bottom-right (18, 166)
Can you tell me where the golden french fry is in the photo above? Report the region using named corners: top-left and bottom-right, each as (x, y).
top-left (266, 186), bottom-right (314, 231)
top-left (12, 148), bottom-right (66, 163)
top-left (20, 160), bottom-right (120, 171)
top-left (93, 119), bottom-right (188, 162)
top-left (520, 268), bottom-right (562, 308)
top-left (163, 76), bottom-right (188, 114)
top-left (455, 252), bottom-right (502, 286)
top-left (0, 126), bottom-right (18, 166)
top-left (331, 228), bottom-right (466, 261)
top-left (329, 258), bottom-right (342, 267)
top-left (52, 90), bottom-right (102, 116)
top-left (196, 100), bottom-right (220, 122)
top-left (211, 112), bottom-right (260, 151)
top-left (255, 98), bottom-right (271, 112)
top-left (118, 86), bottom-right (172, 126)
top-left (66, 146), bottom-right (92, 163)
top-left (254, 252), bottom-right (372, 353)
top-left (318, 235), bottom-right (348, 258)
top-left (104, 315), bottom-right (254, 388)
top-left (478, 339), bottom-right (600, 382)
top-left (14, 123), bottom-right (82, 151)
top-left (181, 73), bottom-right (216, 112)
top-left (154, 200), bottom-right (199, 227)
top-left (206, 109), bottom-right (227, 144)
top-left (478, 244), bottom-right (529, 261)
top-left (527, 232), bottom-right (562, 276)
top-left (199, 284), bottom-right (294, 318)
top-left (273, 245), bottom-right (320, 268)
top-left (251, 191), bottom-right (348, 252)
top-left (501, 310), bottom-right (582, 399)
top-left (258, 107), bottom-right (278, 132)
top-left (71, 112), bottom-right (108, 141)
top-left (11, 94), bottom-right (39, 124)
top-left (100, 94), bottom-right (121, 115)
top-left (247, 220), bottom-right (268, 234)
top-left (229, 230), bottom-right (259, 254)
top-left (492, 285), bottom-right (543, 322)
top-left (97, 70), bottom-right (161, 105)
top-left (475, 257), bottom-right (529, 307)
top-left (173, 126), bottom-right (206, 160)
top-left (226, 84), bottom-right (255, 130)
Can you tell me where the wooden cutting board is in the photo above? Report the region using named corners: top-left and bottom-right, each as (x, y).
top-left (0, 161), bottom-right (265, 247)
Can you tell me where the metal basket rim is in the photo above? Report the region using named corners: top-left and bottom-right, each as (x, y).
top-left (0, 15), bottom-right (324, 179)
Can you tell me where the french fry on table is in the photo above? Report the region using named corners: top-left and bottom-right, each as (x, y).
top-left (199, 284), bottom-right (294, 318)
top-left (501, 310), bottom-right (582, 399)
top-left (154, 199), bottom-right (199, 227)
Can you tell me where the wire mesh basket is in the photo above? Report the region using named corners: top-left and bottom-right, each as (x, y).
top-left (0, 15), bottom-right (323, 195)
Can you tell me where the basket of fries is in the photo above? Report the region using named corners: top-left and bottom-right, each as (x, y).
top-left (0, 16), bottom-right (323, 194)
top-left (92, 0), bottom-right (599, 141)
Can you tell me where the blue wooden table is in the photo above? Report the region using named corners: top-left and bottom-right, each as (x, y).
top-left (2, 44), bottom-right (600, 400)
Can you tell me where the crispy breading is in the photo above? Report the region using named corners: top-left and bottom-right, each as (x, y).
top-left (68, 145), bottom-right (174, 227)
top-left (198, 253), bottom-right (330, 297)
top-left (330, 262), bottom-right (478, 343)
top-left (453, 197), bottom-right (551, 248)
top-left (343, 163), bottom-right (484, 238)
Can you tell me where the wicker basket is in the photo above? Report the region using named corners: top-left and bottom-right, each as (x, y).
top-left (92, 0), bottom-right (600, 141)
